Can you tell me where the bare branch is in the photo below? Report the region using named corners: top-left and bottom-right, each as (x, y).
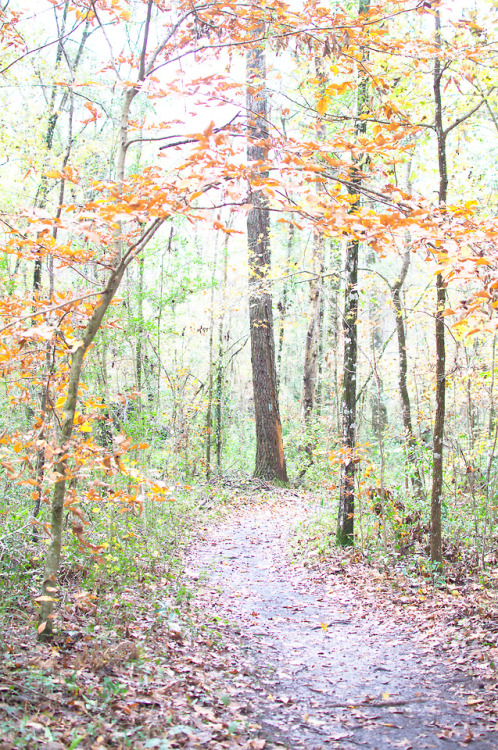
top-left (444, 88), bottom-right (494, 136)
top-left (0, 15), bottom-right (89, 75)
top-left (139, 0), bottom-right (154, 81)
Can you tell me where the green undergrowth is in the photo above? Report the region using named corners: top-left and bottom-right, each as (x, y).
top-left (0, 474), bottom-right (274, 642)
top-left (0, 478), bottom-right (269, 749)
top-left (0, 484), bottom-right (214, 637)
top-left (291, 494), bottom-right (498, 589)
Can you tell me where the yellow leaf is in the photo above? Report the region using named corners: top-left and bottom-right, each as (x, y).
top-left (382, 692), bottom-right (390, 700)
top-left (320, 622), bottom-right (328, 631)
top-left (78, 423), bottom-right (92, 433)
top-left (55, 396), bottom-right (66, 408)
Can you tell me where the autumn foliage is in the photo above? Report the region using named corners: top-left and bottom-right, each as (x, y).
top-left (0, 0), bottom-right (497, 638)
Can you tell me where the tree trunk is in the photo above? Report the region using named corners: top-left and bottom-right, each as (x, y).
top-left (32, 18), bottom-right (87, 522)
top-left (301, 56), bottom-right (326, 423)
top-left (39, 2), bottom-right (162, 636)
top-left (301, 233), bottom-right (323, 422)
top-left (337, 234), bottom-right (359, 545)
top-left (206, 231), bottom-right (220, 480)
top-left (136, 256), bottom-right (145, 396)
top-left (431, 7), bottom-right (447, 565)
top-left (38, 220), bottom-right (163, 638)
top-left (33, 8), bottom-right (89, 293)
top-left (391, 249), bottom-right (425, 500)
top-left (215, 231), bottom-right (230, 471)
top-left (277, 223), bottom-right (294, 390)
top-left (337, 0), bottom-right (369, 545)
top-left (246, 32), bottom-right (288, 484)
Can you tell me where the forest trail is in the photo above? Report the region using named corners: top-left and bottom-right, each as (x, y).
top-left (190, 496), bottom-right (498, 750)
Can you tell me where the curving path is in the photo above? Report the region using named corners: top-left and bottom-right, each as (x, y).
top-left (190, 498), bottom-right (497, 750)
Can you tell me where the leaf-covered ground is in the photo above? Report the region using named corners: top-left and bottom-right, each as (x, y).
top-left (1, 492), bottom-right (498, 749)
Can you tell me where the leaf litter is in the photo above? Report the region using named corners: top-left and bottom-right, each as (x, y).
top-left (189, 493), bottom-right (498, 749)
top-left (1, 491), bottom-right (498, 749)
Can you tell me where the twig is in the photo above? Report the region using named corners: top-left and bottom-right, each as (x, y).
top-left (0, 674), bottom-right (61, 703)
top-left (323, 697), bottom-right (428, 708)
top-left (0, 522), bottom-right (33, 543)
top-left (0, 292), bottom-right (102, 335)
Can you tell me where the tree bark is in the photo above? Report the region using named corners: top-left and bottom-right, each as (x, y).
top-left (431, 7), bottom-right (447, 565)
top-left (337, 233), bottom-right (359, 545)
top-left (337, 0), bottom-right (369, 545)
top-left (39, 0), bottom-right (163, 636)
top-left (277, 223), bottom-right (294, 390)
top-left (215, 231), bottom-right (230, 471)
top-left (246, 32), bottom-right (288, 484)
top-left (38, 219), bottom-right (163, 638)
top-left (301, 56), bottom-right (326, 423)
top-left (301, 233), bottom-right (323, 423)
top-left (136, 256), bottom-right (145, 396)
top-left (391, 249), bottom-right (425, 500)
top-left (33, 9), bottom-right (89, 292)
top-left (206, 231), bottom-right (220, 480)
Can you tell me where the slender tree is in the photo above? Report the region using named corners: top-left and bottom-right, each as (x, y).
top-left (38, 0), bottom-right (169, 636)
top-left (337, 0), bottom-right (370, 545)
top-left (391, 247), bottom-right (425, 500)
top-left (430, 5), bottom-right (447, 564)
top-left (301, 60), bottom-right (326, 423)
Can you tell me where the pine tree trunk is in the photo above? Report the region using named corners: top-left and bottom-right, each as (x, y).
top-left (246, 34), bottom-right (288, 484)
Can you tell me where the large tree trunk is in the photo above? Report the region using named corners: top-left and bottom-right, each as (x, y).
top-left (431, 7), bottom-right (447, 565)
top-left (246, 34), bottom-right (288, 484)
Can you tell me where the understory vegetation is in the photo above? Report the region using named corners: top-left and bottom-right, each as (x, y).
top-left (1, 0), bottom-right (498, 743)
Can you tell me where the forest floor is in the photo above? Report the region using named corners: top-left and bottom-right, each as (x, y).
top-left (1, 491), bottom-right (498, 749)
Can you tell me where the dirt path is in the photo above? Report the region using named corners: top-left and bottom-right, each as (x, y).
top-left (190, 498), bottom-right (498, 750)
